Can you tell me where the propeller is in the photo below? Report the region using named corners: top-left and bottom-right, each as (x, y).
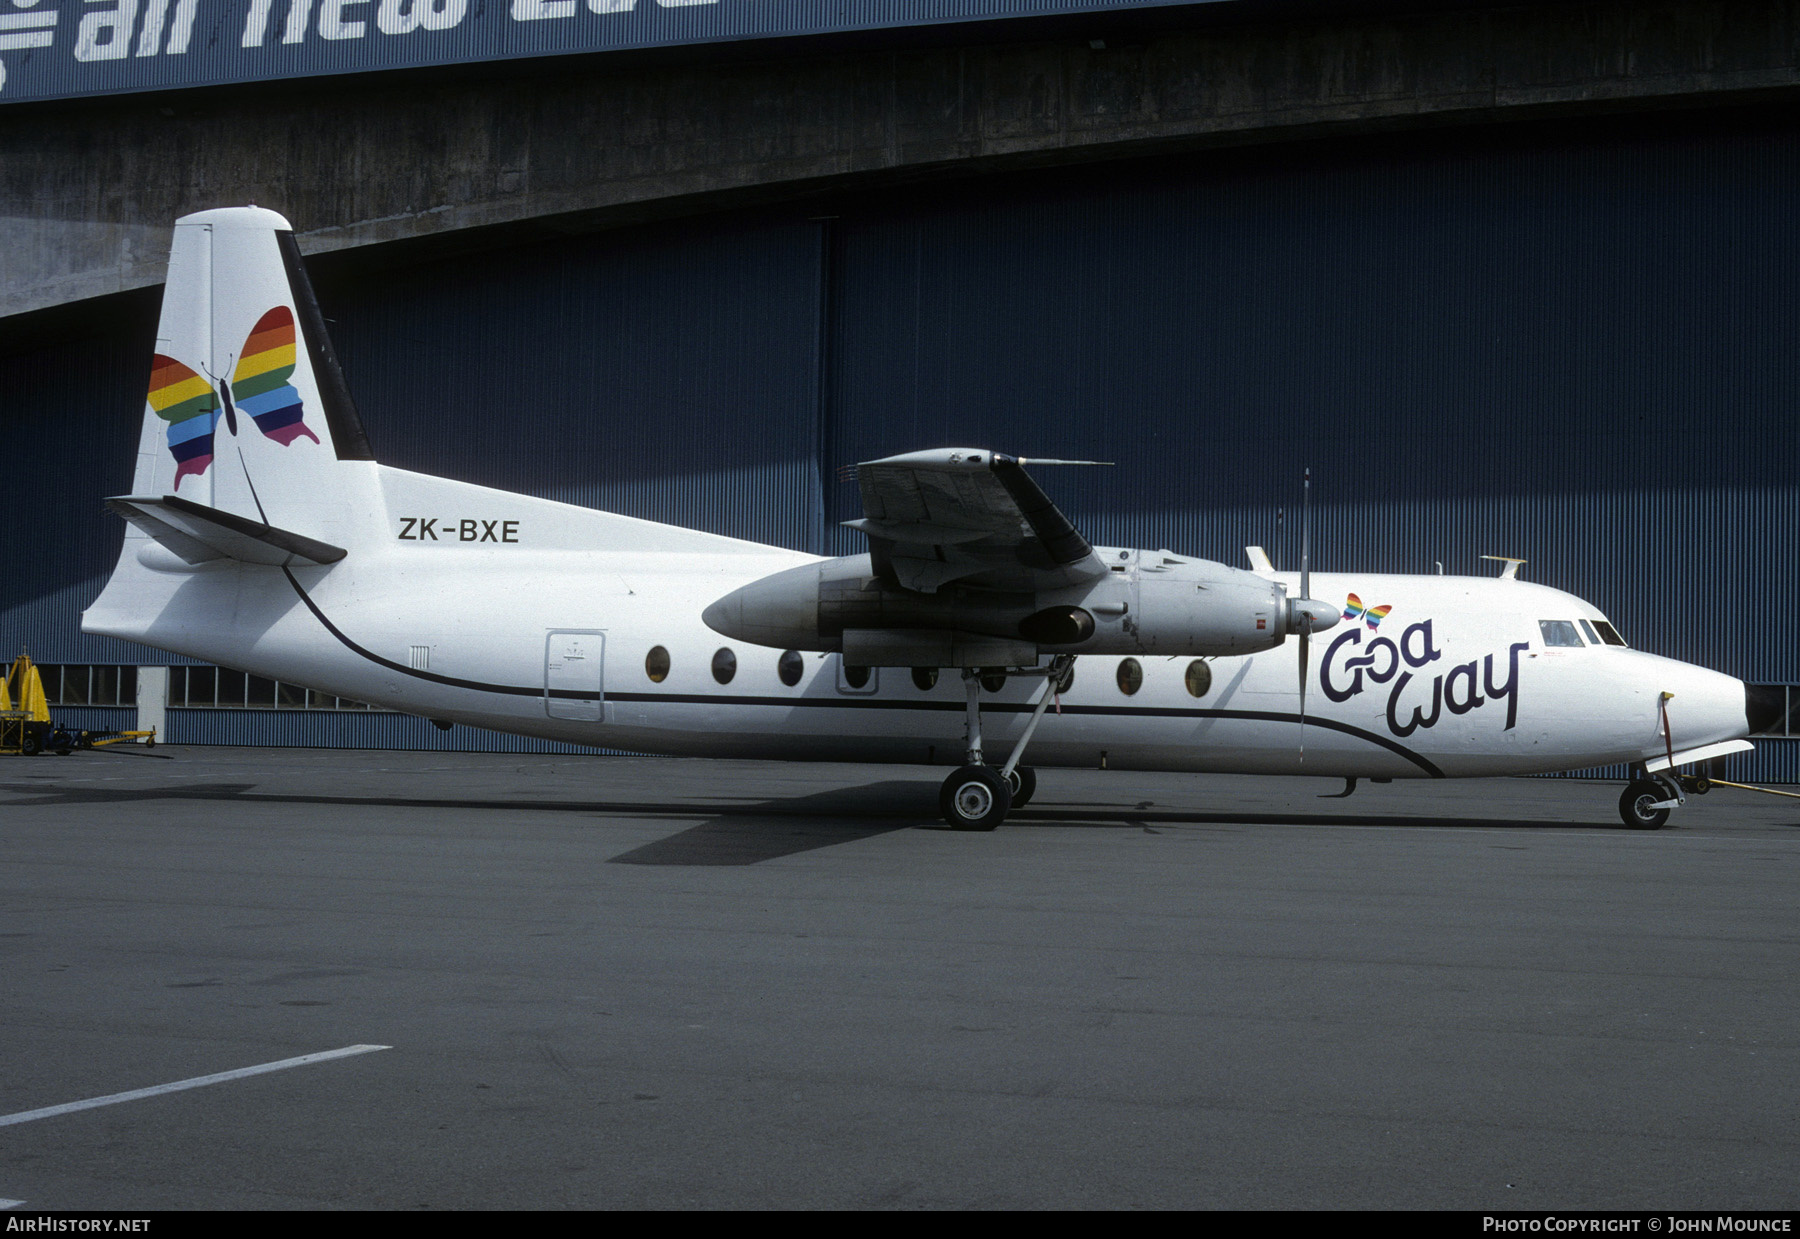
top-left (1283, 468), bottom-right (1341, 761)
top-left (1298, 468), bottom-right (1312, 757)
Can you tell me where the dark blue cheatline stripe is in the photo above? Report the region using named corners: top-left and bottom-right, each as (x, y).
top-left (284, 567), bottom-right (542, 696)
top-left (282, 570), bottom-right (1444, 775)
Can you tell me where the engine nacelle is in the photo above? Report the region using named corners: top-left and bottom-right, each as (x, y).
top-left (702, 548), bottom-right (1337, 666)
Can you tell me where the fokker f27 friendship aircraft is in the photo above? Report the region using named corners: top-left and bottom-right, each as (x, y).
top-left (83, 208), bottom-right (1780, 830)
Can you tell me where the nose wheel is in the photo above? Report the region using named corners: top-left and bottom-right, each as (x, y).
top-left (1619, 772), bottom-right (1682, 830)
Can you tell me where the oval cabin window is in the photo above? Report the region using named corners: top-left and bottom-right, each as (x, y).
top-left (645, 646), bottom-right (671, 683)
top-left (778, 649), bottom-right (804, 687)
top-left (1116, 658), bottom-right (1142, 696)
top-left (712, 648), bottom-right (737, 685)
top-left (1184, 660), bottom-right (1211, 698)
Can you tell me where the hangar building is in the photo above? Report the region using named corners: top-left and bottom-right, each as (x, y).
top-left (4, 0), bottom-right (1799, 777)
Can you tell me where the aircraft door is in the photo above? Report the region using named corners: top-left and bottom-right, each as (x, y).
top-left (545, 630), bottom-right (605, 721)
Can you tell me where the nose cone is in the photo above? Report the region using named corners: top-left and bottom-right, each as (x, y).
top-left (1745, 683), bottom-right (1786, 735)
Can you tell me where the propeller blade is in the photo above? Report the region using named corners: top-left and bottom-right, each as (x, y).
top-left (1298, 611), bottom-right (1311, 761)
top-left (1298, 467), bottom-right (1312, 762)
top-left (1300, 467), bottom-right (1311, 603)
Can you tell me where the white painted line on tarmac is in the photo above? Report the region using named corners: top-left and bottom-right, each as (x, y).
top-left (0, 1044), bottom-right (391, 1129)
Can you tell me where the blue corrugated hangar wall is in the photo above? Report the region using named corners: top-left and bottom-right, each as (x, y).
top-left (6, 110), bottom-right (1800, 775)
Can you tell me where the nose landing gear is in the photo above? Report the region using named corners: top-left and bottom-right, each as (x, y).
top-left (1619, 768), bottom-right (1685, 830)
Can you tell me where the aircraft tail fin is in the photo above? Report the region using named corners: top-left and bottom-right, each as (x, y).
top-left (132, 206), bottom-right (374, 532)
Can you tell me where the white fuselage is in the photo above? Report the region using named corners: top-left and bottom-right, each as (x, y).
top-left (83, 466), bottom-right (1750, 780)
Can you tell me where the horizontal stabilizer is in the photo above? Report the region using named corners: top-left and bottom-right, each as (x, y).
top-left (106, 494), bottom-right (346, 567)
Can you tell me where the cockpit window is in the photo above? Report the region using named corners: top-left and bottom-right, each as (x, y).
top-left (1538, 620), bottom-right (1584, 647)
top-left (1578, 619), bottom-right (1601, 646)
top-left (1591, 620), bottom-right (1628, 647)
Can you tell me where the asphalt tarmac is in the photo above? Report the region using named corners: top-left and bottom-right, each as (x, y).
top-left (1, 746), bottom-right (1797, 1210)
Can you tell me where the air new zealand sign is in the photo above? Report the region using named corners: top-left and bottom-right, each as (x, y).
top-left (0, 0), bottom-right (1203, 103)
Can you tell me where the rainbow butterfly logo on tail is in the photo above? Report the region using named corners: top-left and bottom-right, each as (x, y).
top-left (1342, 593), bottom-right (1392, 630)
top-left (145, 307), bottom-right (321, 486)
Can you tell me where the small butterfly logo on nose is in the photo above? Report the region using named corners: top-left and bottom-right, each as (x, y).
top-left (1342, 593), bottom-right (1393, 630)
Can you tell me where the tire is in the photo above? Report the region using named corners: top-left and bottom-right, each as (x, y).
top-left (940, 765), bottom-right (1012, 831)
top-left (1005, 765), bottom-right (1037, 808)
top-left (1619, 779), bottom-right (1670, 830)
top-left (49, 730), bottom-right (73, 756)
top-left (19, 730), bottom-right (41, 757)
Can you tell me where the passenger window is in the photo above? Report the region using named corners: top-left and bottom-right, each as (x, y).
top-left (1538, 620), bottom-right (1584, 648)
top-left (711, 648), bottom-right (736, 685)
top-left (645, 646), bottom-right (671, 683)
top-left (778, 650), bottom-right (803, 687)
top-left (911, 667), bottom-right (938, 691)
top-left (1117, 658), bottom-right (1143, 696)
top-left (1184, 660), bottom-right (1212, 698)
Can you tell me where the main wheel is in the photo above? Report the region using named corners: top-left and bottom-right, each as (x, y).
top-left (19, 730), bottom-right (41, 757)
top-left (1005, 765), bottom-right (1038, 808)
top-left (1619, 779), bottom-right (1670, 830)
top-left (940, 765), bottom-right (1012, 831)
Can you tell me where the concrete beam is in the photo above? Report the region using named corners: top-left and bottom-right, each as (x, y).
top-left (7, 0), bottom-right (1800, 319)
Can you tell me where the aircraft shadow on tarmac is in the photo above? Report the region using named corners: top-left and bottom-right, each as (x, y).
top-left (4, 775), bottom-right (1772, 866)
top-left (0, 776), bottom-right (932, 866)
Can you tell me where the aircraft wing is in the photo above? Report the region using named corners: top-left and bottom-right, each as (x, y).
top-left (845, 449), bottom-right (1108, 593)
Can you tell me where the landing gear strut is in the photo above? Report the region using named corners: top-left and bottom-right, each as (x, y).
top-left (938, 656), bottom-right (1069, 830)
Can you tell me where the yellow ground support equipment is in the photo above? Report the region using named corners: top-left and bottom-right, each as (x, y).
top-left (1, 652), bottom-right (156, 755)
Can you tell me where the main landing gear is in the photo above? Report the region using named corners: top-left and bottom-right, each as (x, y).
top-left (939, 657), bottom-right (1068, 831)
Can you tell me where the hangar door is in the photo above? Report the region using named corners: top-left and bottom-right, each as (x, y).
top-left (545, 631), bottom-right (605, 721)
